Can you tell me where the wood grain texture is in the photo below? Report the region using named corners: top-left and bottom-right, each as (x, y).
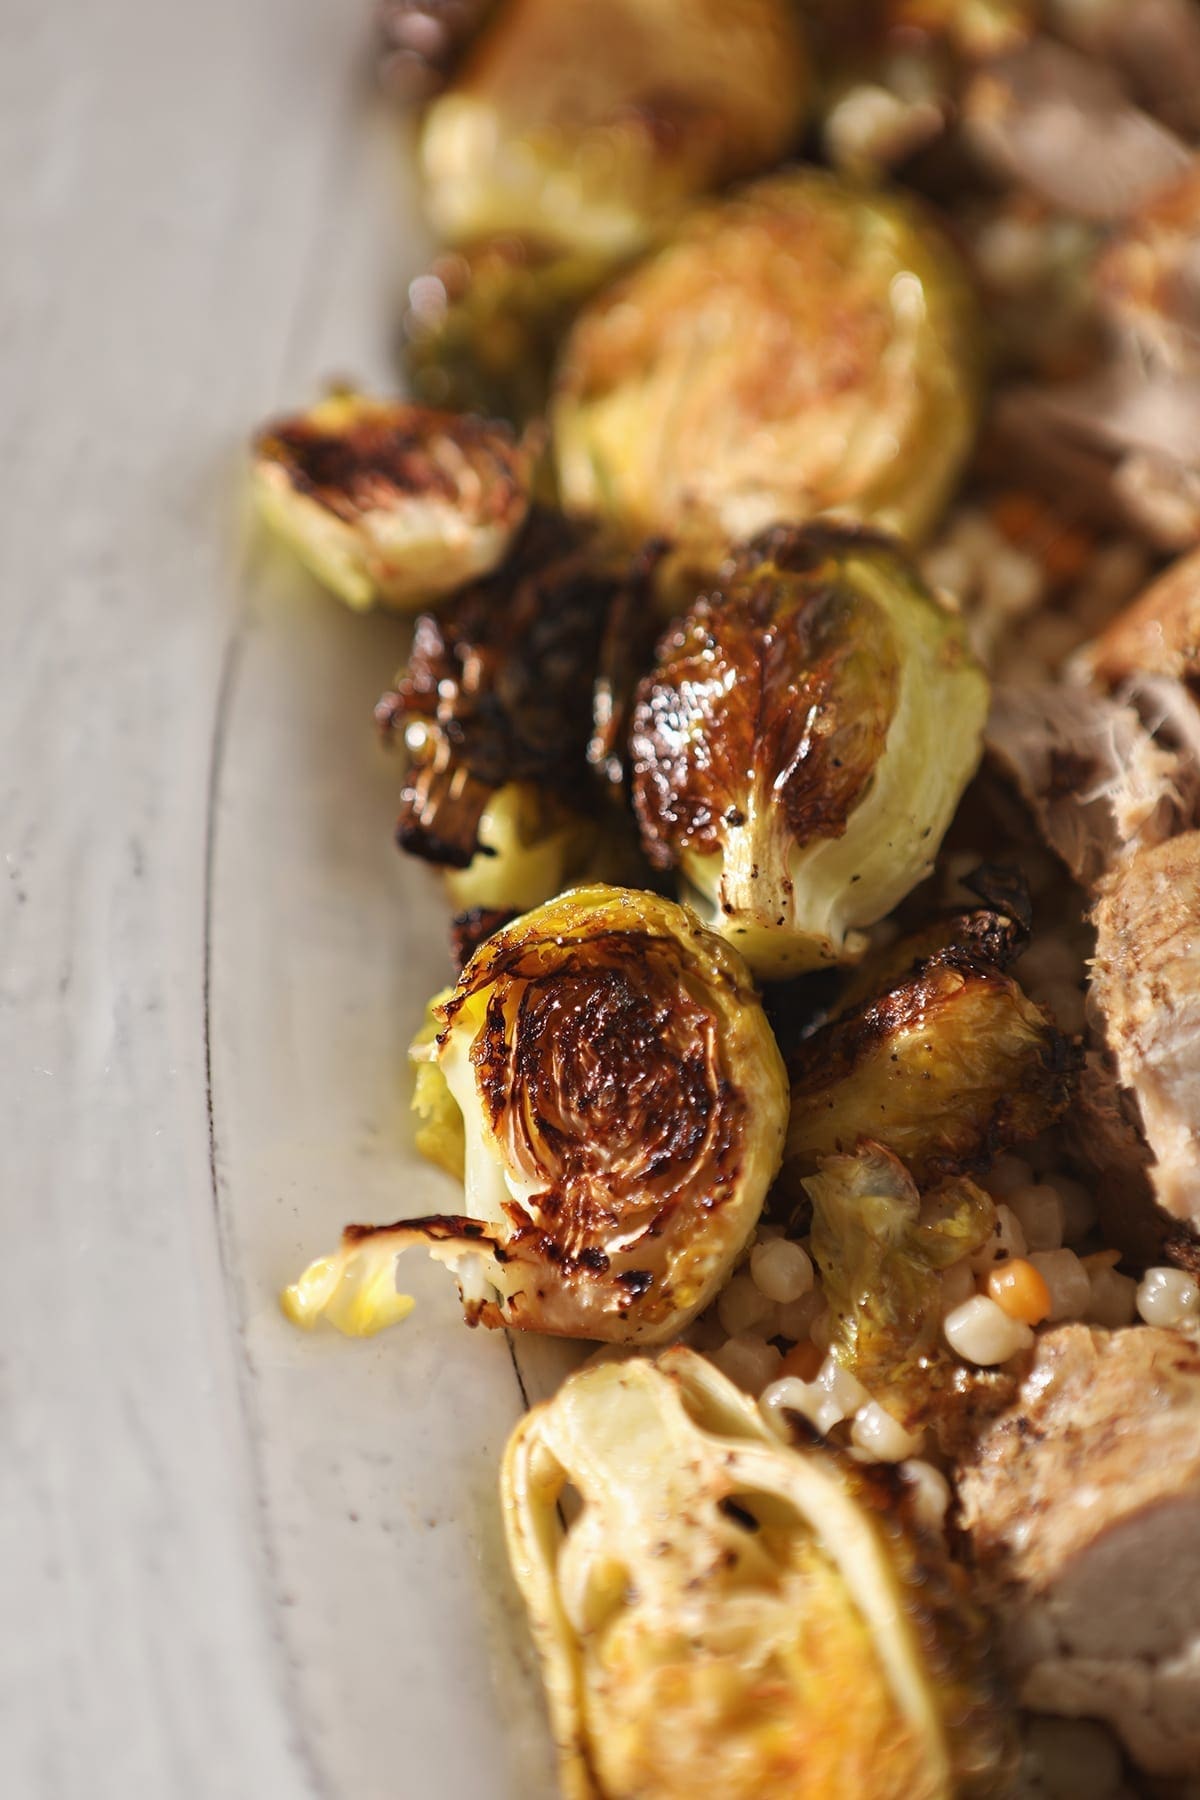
top-left (0, 3), bottom-right (556, 1794)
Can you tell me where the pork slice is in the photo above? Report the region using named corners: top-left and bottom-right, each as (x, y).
top-left (957, 1323), bottom-right (1200, 1775)
top-left (1091, 832), bottom-right (1200, 1231)
top-left (961, 39), bottom-right (1191, 223)
top-left (1082, 544), bottom-right (1200, 692)
top-left (986, 681), bottom-right (1187, 889)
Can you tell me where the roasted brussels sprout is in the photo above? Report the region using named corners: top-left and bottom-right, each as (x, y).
top-left (252, 392), bottom-right (532, 611)
top-left (630, 525), bottom-right (989, 976)
top-left (378, 513), bottom-right (657, 911)
top-left (283, 886), bottom-right (789, 1343)
top-left (502, 1347), bottom-right (1014, 1800)
top-left (806, 1144), bottom-right (1004, 1431)
top-left (418, 0), bottom-right (809, 259)
top-left (553, 170), bottom-right (981, 559)
top-left (403, 239), bottom-right (614, 424)
top-left (779, 915), bottom-right (1075, 1190)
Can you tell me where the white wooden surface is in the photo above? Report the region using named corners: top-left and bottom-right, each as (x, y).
top-left (0, 5), bottom-right (568, 1794)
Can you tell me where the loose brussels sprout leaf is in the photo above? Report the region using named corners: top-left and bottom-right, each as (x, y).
top-left (630, 524), bottom-right (989, 976)
top-left (502, 1348), bottom-right (1014, 1800)
top-left (281, 1233), bottom-right (415, 1337)
top-left (806, 1145), bottom-right (998, 1430)
top-left (553, 169), bottom-right (981, 558)
top-left (378, 512), bottom-right (657, 910)
top-left (283, 886), bottom-right (789, 1344)
top-left (410, 987), bottom-right (464, 1178)
top-left (404, 239), bottom-right (615, 425)
top-left (252, 391), bottom-right (532, 611)
top-left (780, 925), bottom-right (1075, 1190)
top-left (419, 0), bottom-right (809, 259)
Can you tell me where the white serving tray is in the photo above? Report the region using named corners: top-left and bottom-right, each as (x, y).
top-left (2, 5), bottom-right (572, 1793)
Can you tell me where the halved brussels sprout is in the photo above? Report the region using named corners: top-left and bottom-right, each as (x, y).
top-left (553, 169), bottom-right (981, 559)
top-left (403, 239), bottom-right (615, 424)
top-left (252, 391), bottom-right (532, 611)
top-left (779, 915), bottom-right (1075, 1190)
top-left (379, 513), bottom-right (656, 911)
top-left (630, 525), bottom-right (989, 976)
top-left (502, 1347), bottom-right (1014, 1800)
top-left (283, 886), bottom-right (788, 1343)
top-left (805, 1145), bottom-right (1002, 1432)
top-left (418, 0), bottom-right (809, 259)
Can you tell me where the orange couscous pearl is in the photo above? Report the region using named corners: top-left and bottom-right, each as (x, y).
top-left (779, 1340), bottom-right (824, 1383)
top-left (986, 1257), bottom-right (1052, 1326)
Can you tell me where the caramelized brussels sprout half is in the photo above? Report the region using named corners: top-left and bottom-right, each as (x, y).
top-left (378, 514), bottom-right (656, 911)
top-left (779, 916), bottom-right (1075, 1190)
top-left (806, 1146), bottom-right (1003, 1432)
top-left (553, 169), bottom-right (981, 558)
top-left (252, 392), bottom-right (531, 610)
top-left (404, 240), bottom-right (614, 424)
top-left (283, 886), bottom-right (788, 1343)
top-left (502, 1348), bottom-right (1014, 1800)
top-left (418, 0), bottom-right (809, 258)
top-left (630, 525), bottom-right (989, 976)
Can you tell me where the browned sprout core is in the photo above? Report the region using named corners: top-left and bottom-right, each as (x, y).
top-left (451, 925), bottom-right (745, 1298)
top-left (256, 401), bottom-right (525, 532)
top-left (632, 524), bottom-right (900, 871)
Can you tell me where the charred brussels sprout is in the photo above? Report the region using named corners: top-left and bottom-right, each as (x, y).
top-left (630, 525), bottom-right (989, 976)
top-left (418, 0), bottom-right (809, 259)
top-left (780, 912), bottom-right (1076, 1190)
top-left (283, 887), bottom-right (789, 1343)
top-left (378, 514), bottom-right (656, 913)
top-left (252, 391), bottom-right (532, 610)
top-left (502, 1348), bottom-right (1015, 1800)
top-left (403, 239), bottom-right (614, 425)
top-left (553, 169), bottom-right (980, 559)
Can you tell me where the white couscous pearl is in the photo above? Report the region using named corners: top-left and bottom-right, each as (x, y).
top-left (968, 1202), bottom-right (1029, 1274)
top-left (710, 1333), bottom-right (783, 1396)
top-left (944, 1293), bottom-right (1034, 1366)
top-left (900, 1459), bottom-right (952, 1535)
top-left (1088, 1263), bottom-right (1137, 1330)
top-left (717, 1270), bottom-right (773, 1338)
top-left (1047, 1174), bottom-right (1096, 1244)
top-left (1028, 1249), bottom-right (1091, 1322)
top-left (773, 1287), bottom-right (825, 1343)
top-left (750, 1237), bottom-right (814, 1304)
top-left (1007, 1183), bottom-right (1065, 1253)
top-left (1136, 1266), bottom-right (1200, 1330)
top-left (850, 1402), bottom-right (923, 1463)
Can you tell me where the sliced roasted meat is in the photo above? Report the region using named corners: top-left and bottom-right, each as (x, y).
top-left (957, 1322), bottom-right (1200, 1776)
top-left (1090, 831), bottom-right (1200, 1233)
top-left (962, 39), bottom-right (1191, 225)
top-left (986, 680), bottom-right (1188, 890)
top-left (1082, 542), bottom-right (1200, 691)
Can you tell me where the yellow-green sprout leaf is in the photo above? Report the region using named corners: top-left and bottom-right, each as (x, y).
top-left (252, 391), bottom-right (532, 611)
top-left (404, 240), bottom-right (616, 425)
top-left (806, 1144), bottom-right (997, 1429)
top-left (631, 524), bottom-right (989, 975)
top-left (502, 1347), bottom-right (1014, 1800)
top-left (553, 168), bottom-right (981, 560)
top-left (410, 987), bottom-right (465, 1179)
top-left (283, 885), bottom-right (789, 1345)
top-left (281, 1234), bottom-right (415, 1337)
top-left (419, 0), bottom-right (809, 259)
top-left (780, 916), bottom-right (1076, 1189)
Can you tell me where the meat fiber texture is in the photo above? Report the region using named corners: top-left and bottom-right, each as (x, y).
top-left (957, 1322), bottom-right (1200, 1775)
